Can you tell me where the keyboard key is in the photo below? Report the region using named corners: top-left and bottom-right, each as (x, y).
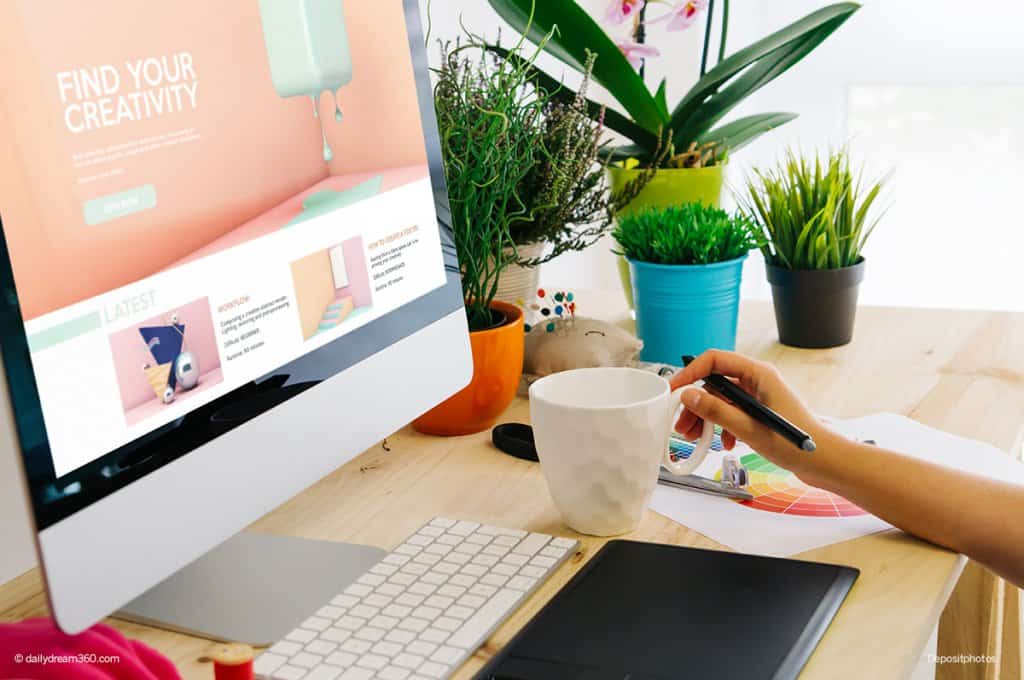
top-left (395, 651), bottom-right (427, 669)
top-left (395, 593), bottom-right (424, 607)
top-left (447, 588), bottom-right (521, 648)
top-left (331, 594), bottom-right (359, 608)
top-left (316, 605), bottom-right (345, 620)
top-left (306, 640), bottom-right (338, 656)
top-left (383, 604), bottom-right (412, 618)
top-left (502, 553), bottom-right (528, 566)
top-left (540, 546), bottom-right (567, 559)
top-left (340, 639), bottom-right (372, 655)
top-left (469, 584), bottom-right (497, 598)
top-left (412, 606), bottom-right (442, 620)
top-left (385, 628), bottom-right (415, 644)
top-left (420, 628), bottom-right (449, 644)
top-left (433, 616), bottom-right (460, 632)
top-left (407, 534), bottom-right (431, 546)
top-left (355, 653), bottom-right (388, 670)
top-left (461, 564), bottom-right (486, 577)
top-left (464, 533), bottom-right (490, 545)
top-left (418, 661), bottom-right (448, 678)
top-left (446, 605), bottom-right (473, 620)
top-left (370, 563), bottom-right (398, 576)
top-left (496, 527), bottom-right (528, 538)
top-left (482, 544), bottom-right (507, 557)
top-left (369, 615), bottom-right (399, 630)
top-left (458, 594), bottom-right (486, 608)
top-left (402, 562), bottom-right (429, 575)
top-left (432, 562), bottom-right (458, 575)
top-left (430, 517), bottom-right (457, 528)
top-left (430, 645), bottom-right (462, 664)
top-left (290, 651), bottom-right (323, 668)
top-left (409, 582), bottom-right (435, 596)
top-left (413, 553), bottom-right (441, 566)
top-left (406, 641), bottom-right (436, 657)
top-left (551, 537), bottom-right (576, 549)
top-left (379, 667), bottom-right (410, 680)
top-left (372, 641), bottom-right (403, 656)
top-left (480, 573), bottom-right (508, 587)
top-left (476, 525), bottom-right (498, 536)
top-left (343, 584), bottom-right (372, 598)
top-left (364, 593), bottom-right (391, 608)
top-left (453, 542), bottom-right (482, 554)
top-left (321, 627), bottom-right (352, 643)
top-left (285, 628), bottom-right (317, 644)
top-left (507, 575), bottom-right (537, 592)
top-left (492, 563), bottom-right (517, 577)
top-left (512, 533), bottom-right (550, 556)
top-left (443, 552), bottom-right (470, 565)
top-left (424, 594), bottom-right (454, 609)
top-left (519, 565), bottom-right (545, 579)
top-left (419, 525), bottom-right (444, 537)
top-left (389, 572), bottom-right (416, 586)
top-left (449, 521), bottom-right (480, 536)
top-left (268, 641), bottom-right (302, 657)
top-left (302, 616), bottom-right (331, 632)
top-left (397, 617), bottom-right (430, 633)
top-left (436, 534), bottom-right (462, 546)
top-left (357, 573), bottom-right (386, 587)
top-left (326, 651), bottom-right (358, 667)
top-left (350, 605), bottom-right (378, 619)
top-left (530, 556), bottom-right (556, 568)
top-left (272, 665), bottom-right (308, 680)
top-left (338, 668), bottom-right (373, 680)
top-left (493, 535), bottom-right (519, 547)
top-left (448, 575), bottom-right (475, 588)
top-left (420, 571), bottom-right (447, 585)
top-left (304, 665), bottom-right (343, 680)
top-left (437, 584), bottom-right (467, 598)
top-left (353, 626), bottom-right (385, 643)
top-left (424, 543), bottom-right (451, 556)
top-left (395, 544), bottom-right (421, 556)
top-left (376, 583), bottom-right (404, 597)
top-left (253, 652), bottom-right (287, 676)
top-left (382, 553), bottom-right (410, 566)
top-left (471, 554), bottom-right (498, 567)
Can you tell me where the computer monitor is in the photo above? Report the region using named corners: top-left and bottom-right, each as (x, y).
top-left (0, 0), bottom-right (471, 637)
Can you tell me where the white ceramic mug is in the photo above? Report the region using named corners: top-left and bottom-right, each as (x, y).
top-left (529, 367), bottom-right (714, 536)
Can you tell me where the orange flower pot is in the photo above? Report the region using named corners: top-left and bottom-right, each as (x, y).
top-left (413, 300), bottom-right (524, 436)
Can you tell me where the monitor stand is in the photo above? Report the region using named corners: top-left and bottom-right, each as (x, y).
top-left (115, 531), bottom-right (385, 645)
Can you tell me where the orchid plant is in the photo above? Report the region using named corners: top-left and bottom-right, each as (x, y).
top-left (486, 0), bottom-right (860, 169)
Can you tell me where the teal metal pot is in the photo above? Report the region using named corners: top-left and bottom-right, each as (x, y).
top-left (629, 255), bottom-right (747, 363)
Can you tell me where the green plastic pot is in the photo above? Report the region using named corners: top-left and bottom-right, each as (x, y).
top-left (608, 165), bottom-right (726, 307)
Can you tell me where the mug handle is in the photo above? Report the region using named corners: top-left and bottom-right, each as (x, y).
top-left (662, 387), bottom-right (715, 476)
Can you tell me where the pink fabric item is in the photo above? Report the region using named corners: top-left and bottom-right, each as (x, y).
top-left (0, 618), bottom-right (180, 680)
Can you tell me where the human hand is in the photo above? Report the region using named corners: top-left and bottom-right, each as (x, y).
top-left (669, 350), bottom-right (833, 479)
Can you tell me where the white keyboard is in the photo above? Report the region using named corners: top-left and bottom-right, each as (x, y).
top-left (254, 518), bottom-right (578, 680)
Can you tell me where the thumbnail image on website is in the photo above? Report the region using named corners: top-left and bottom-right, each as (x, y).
top-left (0, 0), bottom-right (447, 477)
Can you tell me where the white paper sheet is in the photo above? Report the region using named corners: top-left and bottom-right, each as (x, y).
top-left (650, 413), bottom-right (1024, 557)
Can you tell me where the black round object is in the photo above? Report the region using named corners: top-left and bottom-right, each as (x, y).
top-left (491, 423), bottom-right (539, 462)
top-left (766, 259), bottom-right (865, 349)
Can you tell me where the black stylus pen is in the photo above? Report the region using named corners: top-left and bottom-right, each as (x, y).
top-left (681, 355), bottom-right (816, 452)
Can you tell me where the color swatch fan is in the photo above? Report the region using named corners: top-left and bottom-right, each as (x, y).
top-left (721, 453), bottom-right (867, 517)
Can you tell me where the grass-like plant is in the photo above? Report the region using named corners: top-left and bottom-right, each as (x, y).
top-left (740, 148), bottom-right (885, 270)
top-left (433, 39), bottom-right (549, 330)
top-left (613, 202), bottom-right (760, 266)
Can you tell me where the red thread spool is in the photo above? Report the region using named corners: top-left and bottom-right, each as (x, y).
top-left (212, 643), bottom-right (254, 680)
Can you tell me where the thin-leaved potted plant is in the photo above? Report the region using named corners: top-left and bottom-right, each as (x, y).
top-left (740, 148), bottom-right (886, 348)
top-left (613, 202), bottom-right (760, 361)
top-left (413, 38), bottom-right (548, 436)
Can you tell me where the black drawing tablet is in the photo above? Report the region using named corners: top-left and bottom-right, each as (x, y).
top-left (477, 540), bottom-right (858, 680)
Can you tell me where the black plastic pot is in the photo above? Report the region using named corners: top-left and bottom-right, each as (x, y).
top-left (766, 259), bottom-right (865, 349)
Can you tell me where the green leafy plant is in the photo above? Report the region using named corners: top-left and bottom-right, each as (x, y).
top-left (486, 0), bottom-right (859, 168)
top-left (739, 148), bottom-right (885, 270)
top-left (613, 202), bottom-right (760, 265)
top-left (433, 39), bottom-right (549, 330)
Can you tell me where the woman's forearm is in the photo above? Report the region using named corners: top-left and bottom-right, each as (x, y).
top-left (802, 430), bottom-right (1024, 587)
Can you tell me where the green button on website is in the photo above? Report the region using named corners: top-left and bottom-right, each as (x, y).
top-left (83, 185), bottom-right (157, 226)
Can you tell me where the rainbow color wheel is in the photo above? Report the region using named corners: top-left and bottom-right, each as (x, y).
top-left (719, 452), bottom-right (867, 518)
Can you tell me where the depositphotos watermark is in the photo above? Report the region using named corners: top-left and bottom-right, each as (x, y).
top-left (927, 653), bottom-right (999, 665)
top-left (13, 653), bottom-right (121, 666)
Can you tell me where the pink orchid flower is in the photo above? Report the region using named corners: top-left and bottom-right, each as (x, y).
top-left (666, 0), bottom-right (707, 31)
top-left (605, 0), bottom-right (646, 26)
top-left (617, 40), bottom-right (661, 69)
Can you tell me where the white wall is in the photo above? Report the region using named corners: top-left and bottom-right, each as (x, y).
top-left (422, 0), bottom-right (1023, 311)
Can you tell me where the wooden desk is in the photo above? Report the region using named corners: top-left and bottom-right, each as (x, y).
top-left (1, 301), bottom-right (1022, 680)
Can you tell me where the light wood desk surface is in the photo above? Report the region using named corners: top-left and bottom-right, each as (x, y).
top-left (1, 300), bottom-right (1022, 679)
